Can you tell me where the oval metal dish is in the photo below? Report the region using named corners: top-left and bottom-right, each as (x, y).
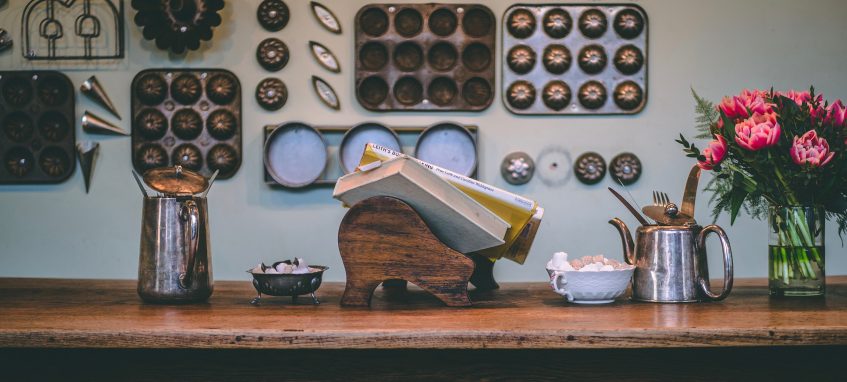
top-left (249, 265), bottom-right (328, 305)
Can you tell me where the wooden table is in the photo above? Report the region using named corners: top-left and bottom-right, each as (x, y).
top-left (1, 277), bottom-right (845, 381)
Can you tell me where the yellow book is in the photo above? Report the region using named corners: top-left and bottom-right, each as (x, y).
top-left (357, 143), bottom-right (541, 264)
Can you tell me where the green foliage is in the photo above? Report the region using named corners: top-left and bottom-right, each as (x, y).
top-left (691, 88), bottom-right (719, 139)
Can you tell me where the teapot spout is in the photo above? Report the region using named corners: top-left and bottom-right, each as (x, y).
top-left (608, 218), bottom-right (635, 265)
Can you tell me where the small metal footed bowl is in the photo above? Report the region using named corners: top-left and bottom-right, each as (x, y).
top-left (248, 266), bottom-right (328, 305)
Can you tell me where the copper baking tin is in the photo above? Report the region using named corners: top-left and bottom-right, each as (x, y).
top-left (355, 3), bottom-right (496, 111)
top-left (502, 3), bottom-right (648, 115)
top-left (131, 69), bottom-right (242, 179)
top-left (0, 71), bottom-right (75, 184)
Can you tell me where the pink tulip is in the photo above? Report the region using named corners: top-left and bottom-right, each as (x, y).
top-left (734, 112), bottom-right (781, 151)
top-left (779, 90), bottom-right (812, 105)
top-left (719, 96), bottom-right (749, 119)
top-left (720, 89), bottom-right (775, 120)
top-left (698, 135), bottom-right (728, 170)
top-left (825, 100), bottom-right (846, 127)
top-left (790, 131), bottom-right (835, 167)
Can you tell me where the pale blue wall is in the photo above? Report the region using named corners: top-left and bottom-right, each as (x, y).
top-left (1, 0), bottom-right (845, 282)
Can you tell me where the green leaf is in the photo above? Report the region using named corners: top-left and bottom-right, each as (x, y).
top-left (729, 188), bottom-right (749, 225)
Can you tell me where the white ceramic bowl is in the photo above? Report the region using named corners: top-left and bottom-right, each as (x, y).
top-left (546, 266), bottom-right (635, 304)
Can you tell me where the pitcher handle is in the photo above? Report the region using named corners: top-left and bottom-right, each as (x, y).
top-left (178, 200), bottom-right (200, 289)
top-left (697, 225), bottom-right (734, 301)
top-left (549, 271), bottom-right (574, 302)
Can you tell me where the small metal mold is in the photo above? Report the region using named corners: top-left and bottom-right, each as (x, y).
top-left (38, 111), bottom-right (70, 142)
top-left (462, 7), bottom-right (493, 37)
top-left (394, 41), bottom-right (424, 72)
top-left (357, 76), bottom-right (389, 106)
top-left (205, 73), bottom-right (238, 105)
top-left (135, 143), bottom-right (169, 173)
top-left (339, 122), bottom-right (401, 174)
top-left (171, 74), bottom-right (203, 105)
top-left (462, 43), bottom-right (492, 72)
top-left (205, 109), bottom-right (237, 140)
top-left (614, 7), bottom-right (645, 39)
top-left (428, 42), bottom-right (458, 72)
top-left (76, 141), bottom-right (99, 193)
top-left (613, 81), bottom-right (644, 111)
top-left (578, 8), bottom-right (607, 38)
top-left (393, 76), bottom-right (423, 106)
top-left (506, 8), bottom-right (536, 39)
top-left (312, 76), bottom-right (340, 110)
top-left (542, 80), bottom-right (571, 111)
top-left (256, 38), bottom-right (290, 72)
top-left (578, 80), bottom-right (607, 109)
top-left (507, 45), bottom-right (536, 74)
top-left (135, 73), bottom-right (168, 106)
top-left (428, 77), bottom-right (458, 106)
top-left (36, 73), bottom-right (69, 106)
top-left (172, 144), bottom-right (203, 172)
top-left (542, 44), bottom-right (571, 75)
top-left (132, 0), bottom-right (223, 54)
top-left (206, 144), bottom-right (239, 178)
top-left (38, 146), bottom-right (71, 177)
top-left (507, 80), bottom-right (536, 110)
top-left (5, 147), bottom-right (35, 177)
top-left (310, 41), bottom-right (341, 73)
top-left (22, 0), bottom-right (124, 60)
top-left (543, 8), bottom-right (572, 38)
top-left (501, 152), bottom-right (535, 185)
top-left (263, 122), bottom-right (328, 188)
top-left (135, 108), bottom-right (168, 140)
top-left (4, 112), bottom-right (34, 142)
top-left (80, 76), bottom-right (121, 120)
top-left (359, 7), bottom-right (389, 37)
top-left (255, 78), bottom-right (288, 111)
top-left (171, 109), bottom-right (203, 140)
top-left (429, 8), bottom-right (458, 36)
top-left (257, 0), bottom-right (290, 32)
top-left (2, 76), bottom-right (33, 107)
top-left (614, 45), bottom-right (644, 75)
top-left (415, 122), bottom-right (478, 177)
top-left (395, 8), bottom-right (423, 37)
top-left (574, 152), bottom-right (606, 185)
top-left (360, 42), bottom-right (389, 71)
top-left (462, 77), bottom-right (492, 107)
top-left (82, 111), bottom-right (127, 136)
top-left (578, 45), bottom-right (607, 74)
top-left (311, 1), bottom-right (342, 34)
top-left (610, 152), bottom-right (642, 186)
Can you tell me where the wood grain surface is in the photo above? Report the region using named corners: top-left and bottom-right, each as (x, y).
top-left (1, 277), bottom-right (846, 350)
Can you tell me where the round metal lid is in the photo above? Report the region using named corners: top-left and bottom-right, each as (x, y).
top-left (264, 122), bottom-right (328, 188)
top-left (338, 122), bottom-right (401, 174)
top-left (143, 166), bottom-right (208, 195)
top-left (415, 123), bottom-right (477, 176)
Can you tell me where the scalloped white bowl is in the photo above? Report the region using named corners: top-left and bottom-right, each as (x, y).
top-left (546, 266), bottom-right (635, 304)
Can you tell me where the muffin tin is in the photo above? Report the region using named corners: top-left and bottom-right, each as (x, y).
top-left (502, 4), bottom-right (647, 115)
top-left (263, 122), bottom-right (478, 188)
top-left (131, 69), bottom-right (242, 179)
top-left (0, 71), bottom-right (75, 184)
top-left (355, 3), bottom-right (496, 111)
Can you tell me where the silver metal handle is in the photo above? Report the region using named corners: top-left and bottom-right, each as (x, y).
top-left (697, 225), bottom-right (734, 301)
top-left (178, 200), bottom-right (200, 289)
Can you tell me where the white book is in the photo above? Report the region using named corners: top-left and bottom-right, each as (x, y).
top-left (333, 157), bottom-right (509, 254)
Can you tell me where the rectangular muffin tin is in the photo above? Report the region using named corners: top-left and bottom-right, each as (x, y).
top-left (0, 71), bottom-right (75, 184)
top-left (355, 3), bottom-right (496, 111)
top-left (502, 3), bottom-right (648, 115)
top-left (263, 123), bottom-right (478, 188)
top-left (131, 69), bottom-right (242, 179)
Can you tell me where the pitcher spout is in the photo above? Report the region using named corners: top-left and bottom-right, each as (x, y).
top-left (608, 218), bottom-right (635, 265)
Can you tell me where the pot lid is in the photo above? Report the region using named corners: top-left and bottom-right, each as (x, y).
top-left (142, 166), bottom-right (209, 195)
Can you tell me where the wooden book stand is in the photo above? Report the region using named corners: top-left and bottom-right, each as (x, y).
top-left (339, 196), bottom-right (497, 307)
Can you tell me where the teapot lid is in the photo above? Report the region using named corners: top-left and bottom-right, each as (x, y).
top-left (142, 166), bottom-right (208, 195)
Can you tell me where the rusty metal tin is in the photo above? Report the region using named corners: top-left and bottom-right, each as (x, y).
top-left (502, 4), bottom-right (648, 115)
top-left (574, 151), bottom-right (607, 185)
top-left (131, 69), bottom-right (242, 179)
top-left (0, 71), bottom-right (75, 184)
top-left (355, 3), bottom-right (496, 111)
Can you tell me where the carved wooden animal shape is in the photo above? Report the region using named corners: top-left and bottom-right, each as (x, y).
top-left (338, 196), bottom-right (475, 307)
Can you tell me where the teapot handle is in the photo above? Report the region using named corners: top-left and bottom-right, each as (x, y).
top-left (178, 200), bottom-right (200, 289)
top-left (697, 225), bottom-right (734, 301)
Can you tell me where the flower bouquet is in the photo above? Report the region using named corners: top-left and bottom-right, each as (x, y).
top-left (677, 87), bottom-right (847, 296)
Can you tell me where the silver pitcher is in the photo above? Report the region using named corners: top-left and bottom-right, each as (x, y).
top-left (608, 219), bottom-right (733, 302)
top-left (134, 166), bottom-right (216, 303)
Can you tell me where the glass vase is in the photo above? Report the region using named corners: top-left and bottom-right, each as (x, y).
top-left (768, 206), bottom-right (825, 297)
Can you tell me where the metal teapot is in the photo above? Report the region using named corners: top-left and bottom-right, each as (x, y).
top-left (133, 166), bottom-right (217, 304)
top-left (607, 165), bottom-right (733, 302)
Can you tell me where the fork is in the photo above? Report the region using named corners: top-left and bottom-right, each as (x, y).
top-left (653, 191), bottom-right (679, 217)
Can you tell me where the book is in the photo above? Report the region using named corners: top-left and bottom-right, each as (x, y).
top-left (356, 143), bottom-right (542, 264)
top-left (333, 156), bottom-right (510, 254)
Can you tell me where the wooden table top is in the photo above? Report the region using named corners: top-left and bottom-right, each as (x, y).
top-left (1, 277), bottom-right (846, 349)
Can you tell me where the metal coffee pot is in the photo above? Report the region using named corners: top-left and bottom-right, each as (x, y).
top-left (133, 166), bottom-right (217, 303)
top-left (607, 165), bottom-right (733, 303)
top-left (608, 220), bottom-right (733, 302)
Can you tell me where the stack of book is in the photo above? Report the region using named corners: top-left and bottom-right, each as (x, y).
top-left (333, 143), bottom-right (543, 263)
